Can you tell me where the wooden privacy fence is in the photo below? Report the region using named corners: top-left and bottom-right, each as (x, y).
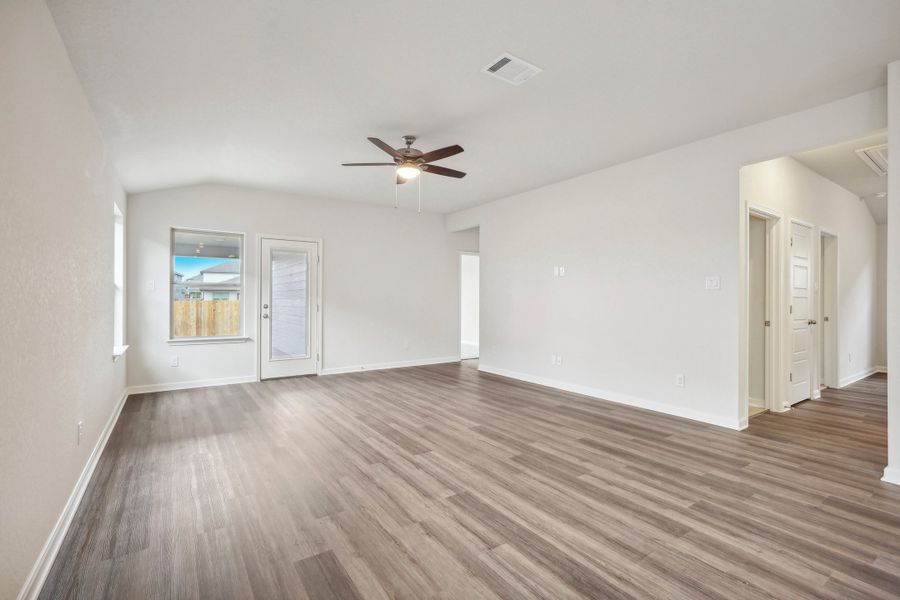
top-left (172, 300), bottom-right (241, 337)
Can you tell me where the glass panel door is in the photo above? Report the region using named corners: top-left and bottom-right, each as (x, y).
top-left (270, 249), bottom-right (309, 360)
top-left (260, 238), bottom-right (319, 379)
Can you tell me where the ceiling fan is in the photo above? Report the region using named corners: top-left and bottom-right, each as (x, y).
top-left (342, 136), bottom-right (466, 184)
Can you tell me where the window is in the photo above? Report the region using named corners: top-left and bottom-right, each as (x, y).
top-left (171, 229), bottom-right (243, 340)
top-left (113, 203), bottom-right (127, 359)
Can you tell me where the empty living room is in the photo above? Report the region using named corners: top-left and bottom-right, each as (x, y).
top-left (4, 1), bottom-right (900, 598)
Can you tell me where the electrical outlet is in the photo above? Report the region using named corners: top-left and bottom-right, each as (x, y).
top-left (170, 355), bottom-right (179, 367)
top-left (146, 279), bottom-right (156, 292)
top-left (76, 421), bottom-right (84, 445)
top-left (675, 374), bottom-right (685, 387)
top-left (556, 355), bottom-right (563, 366)
top-left (705, 276), bottom-right (721, 291)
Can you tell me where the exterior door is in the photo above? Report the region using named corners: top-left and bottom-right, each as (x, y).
top-left (790, 223), bottom-right (812, 404)
top-left (260, 238), bottom-right (319, 379)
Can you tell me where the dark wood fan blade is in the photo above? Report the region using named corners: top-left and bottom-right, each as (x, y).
top-left (342, 162), bottom-right (396, 166)
top-left (423, 164), bottom-right (466, 178)
top-left (367, 137), bottom-right (401, 158)
top-left (420, 144), bottom-right (464, 163)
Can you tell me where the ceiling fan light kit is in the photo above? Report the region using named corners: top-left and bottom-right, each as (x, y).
top-left (343, 135), bottom-right (465, 211)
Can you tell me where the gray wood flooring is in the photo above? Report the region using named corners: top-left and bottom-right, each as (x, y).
top-left (40, 365), bottom-right (900, 599)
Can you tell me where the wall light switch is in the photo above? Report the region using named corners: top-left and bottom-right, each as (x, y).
top-left (559, 266), bottom-right (566, 277)
top-left (147, 279), bottom-right (156, 292)
top-left (675, 374), bottom-right (685, 387)
top-left (705, 276), bottom-right (721, 291)
top-left (170, 356), bottom-right (179, 368)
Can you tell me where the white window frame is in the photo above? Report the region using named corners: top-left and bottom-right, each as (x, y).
top-left (168, 227), bottom-right (248, 345)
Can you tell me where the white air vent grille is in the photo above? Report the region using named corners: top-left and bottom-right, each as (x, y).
top-left (855, 143), bottom-right (888, 176)
top-left (481, 53), bottom-right (542, 86)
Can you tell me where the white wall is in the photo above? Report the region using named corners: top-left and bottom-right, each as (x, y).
top-left (460, 253), bottom-right (480, 358)
top-left (748, 216), bottom-right (766, 405)
top-left (741, 157), bottom-right (879, 389)
top-left (0, 1), bottom-right (127, 597)
top-left (127, 184), bottom-right (476, 388)
top-left (447, 87), bottom-right (886, 430)
top-left (876, 223), bottom-right (888, 369)
top-left (885, 60), bottom-right (900, 485)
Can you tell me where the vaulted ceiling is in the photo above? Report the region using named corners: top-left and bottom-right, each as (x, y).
top-left (48, 0), bottom-right (900, 212)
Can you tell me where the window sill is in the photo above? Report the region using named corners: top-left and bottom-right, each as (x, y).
top-left (112, 345), bottom-right (130, 362)
top-left (167, 336), bottom-right (250, 346)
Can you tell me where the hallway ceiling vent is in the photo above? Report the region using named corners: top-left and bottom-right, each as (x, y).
top-left (481, 53), bottom-right (542, 86)
top-left (855, 143), bottom-right (888, 176)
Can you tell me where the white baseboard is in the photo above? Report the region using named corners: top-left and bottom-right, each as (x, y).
top-left (478, 364), bottom-right (743, 430)
top-left (460, 342), bottom-right (479, 360)
top-left (17, 388), bottom-right (129, 600)
top-left (838, 367), bottom-right (881, 388)
top-left (748, 396), bottom-right (765, 407)
top-left (127, 375), bottom-right (257, 394)
top-left (875, 366), bottom-right (888, 373)
top-left (321, 356), bottom-right (460, 376)
top-left (882, 466), bottom-right (900, 486)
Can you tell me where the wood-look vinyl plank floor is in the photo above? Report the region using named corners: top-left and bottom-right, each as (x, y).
top-left (40, 367), bottom-right (899, 599)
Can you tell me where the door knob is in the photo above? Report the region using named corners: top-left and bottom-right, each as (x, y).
top-left (263, 304), bottom-right (269, 309)
top-left (808, 319), bottom-right (816, 325)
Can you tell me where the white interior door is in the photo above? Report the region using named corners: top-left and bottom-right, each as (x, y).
top-left (260, 238), bottom-right (319, 379)
top-left (790, 223), bottom-right (812, 404)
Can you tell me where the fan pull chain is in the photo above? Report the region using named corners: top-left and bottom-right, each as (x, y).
top-left (417, 175), bottom-right (422, 214)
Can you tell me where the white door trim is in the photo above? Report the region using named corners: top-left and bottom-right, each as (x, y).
top-left (256, 234), bottom-right (323, 380)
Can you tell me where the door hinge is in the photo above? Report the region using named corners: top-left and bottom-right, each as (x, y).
top-left (764, 320), bottom-right (770, 327)
top-left (790, 373), bottom-right (793, 382)
top-left (790, 237), bottom-right (793, 246)
top-left (789, 305), bottom-right (793, 314)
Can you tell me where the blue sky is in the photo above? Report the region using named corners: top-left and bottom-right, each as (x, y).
top-left (173, 256), bottom-right (238, 279)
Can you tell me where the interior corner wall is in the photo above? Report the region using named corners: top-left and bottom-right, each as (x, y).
top-left (126, 184), bottom-right (475, 388)
top-left (741, 156), bottom-right (879, 388)
top-left (447, 86), bottom-right (886, 431)
top-left (0, 1), bottom-right (128, 597)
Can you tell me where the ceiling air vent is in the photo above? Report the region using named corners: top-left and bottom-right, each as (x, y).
top-left (481, 53), bottom-right (542, 86)
top-left (855, 143), bottom-right (888, 176)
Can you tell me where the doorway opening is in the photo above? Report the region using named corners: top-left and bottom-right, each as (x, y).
top-left (745, 207), bottom-right (781, 423)
top-left (460, 252), bottom-right (479, 360)
top-left (748, 214), bottom-right (769, 418)
top-left (258, 236), bottom-right (322, 380)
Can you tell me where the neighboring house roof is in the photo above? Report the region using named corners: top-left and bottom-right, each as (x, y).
top-left (199, 262), bottom-right (239, 274)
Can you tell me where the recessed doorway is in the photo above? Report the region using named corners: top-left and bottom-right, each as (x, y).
top-left (460, 252), bottom-right (479, 360)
